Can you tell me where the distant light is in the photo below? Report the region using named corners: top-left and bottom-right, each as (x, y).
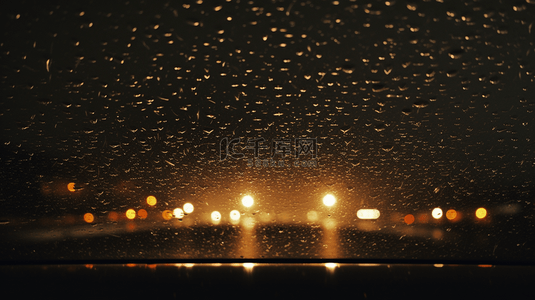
top-left (146, 196), bottom-right (157, 206)
top-left (183, 203), bottom-right (194, 214)
top-left (173, 208), bottom-right (185, 219)
top-left (243, 262), bottom-right (255, 273)
top-left (356, 209), bottom-right (380, 220)
top-left (432, 207), bottom-right (443, 219)
top-left (307, 211), bottom-right (318, 222)
top-left (67, 182), bottom-right (76, 192)
top-left (476, 207), bottom-right (487, 219)
top-left (325, 263), bottom-right (339, 270)
top-left (446, 209), bottom-right (457, 220)
top-left (404, 214), bottom-right (415, 225)
top-left (323, 194), bottom-right (336, 207)
top-left (211, 211), bottom-right (222, 222)
top-left (242, 195), bottom-right (254, 207)
top-left (138, 209), bottom-right (148, 219)
top-left (230, 210), bottom-right (241, 221)
top-left (108, 211), bottom-right (118, 222)
top-left (83, 213), bottom-right (94, 223)
top-left (126, 209), bottom-right (136, 220)
top-left (162, 210), bottom-right (173, 221)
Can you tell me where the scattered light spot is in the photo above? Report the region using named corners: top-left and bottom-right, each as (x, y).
top-left (230, 210), bottom-right (241, 221)
top-left (173, 208), bottom-right (185, 219)
top-left (432, 207), bottom-right (443, 219)
top-left (434, 264), bottom-right (444, 268)
top-left (476, 207), bottom-right (487, 219)
top-left (146, 195), bottom-right (157, 206)
top-left (84, 213), bottom-right (94, 223)
top-left (242, 195), bottom-right (254, 207)
top-left (307, 210), bottom-right (318, 221)
top-left (183, 203), bottom-right (194, 214)
top-left (356, 209), bottom-right (380, 219)
top-left (323, 194), bottom-right (336, 207)
top-left (325, 263), bottom-right (339, 271)
top-left (446, 209), bottom-right (457, 220)
top-left (126, 209), bottom-right (136, 220)
top-left (162, 210), bottom-right (173, 220)
top-left (67, 182), bottom-right (76, 192)
top-left (404, 214), bottom-right (415, 225)
top-left (138, 209), bottom-right (148, 219)
top-left (108, 211), bottom-right (118, 222)
top-left (211, 211), bottom-right (222, 222)
top-left (243, 262), bottom-right (255, 272)
top-left (418, 213), bottom-right (429, 223)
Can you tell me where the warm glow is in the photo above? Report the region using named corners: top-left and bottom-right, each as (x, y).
top-left (146, 195), bottom-right (157, 206)
top-left (404, 214), bottom-right (415, 225)
top-left (242, 195), bottom-right (254, 207)
top-left (67, 182), bottom-right (76, 192)
top-left (173, 208), bottom-right (185, 219)
top-left (84, 213), bottom-right (94, 223)
top-left (108, 211), bottom-right (118, 222)
top-left (126, 209), bottom-right (136, 220)
top-left (356, 209), bottom-right (380, 220)
top-left (243, 263), bottom-right (255, 272)
top-left (446, 209), bottom-right (457, 220)
top-left (211, 211), bottom-right (222, 222)
top-left (323, 194), bottom-right (336, 207)
top-left (307, 211), bottom-right (318, 222)
top-left (432, 207), bottom-right (443, 219)
top-left (325, 263), bottom-right (339, 270)
top-left (476, 207), bottom-right (487, 219)
top-left (183, 203), bottom-right (194, 214)
top-left (162, 210), bottom-right (173, 220)
top-left (230, 210), bottom-right (241, 221)
top-left (138, 209), bottom-right (148, 219)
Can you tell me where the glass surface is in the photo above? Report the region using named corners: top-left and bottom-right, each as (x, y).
top-left (1, 0), bottom-right (534, 262)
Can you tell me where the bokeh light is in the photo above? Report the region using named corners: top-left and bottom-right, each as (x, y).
top-left (138, 209), bottom-right (148, 219)
top-left (108, 211), bottom-right (118, 222)
top-left (432, 207), bottom-right (443, 219)
top-left (162, 210), bottom-right (173, 220)
top-left (476, 207), bottom-right (487, 219)
top-left (211, 211), bottom-right (222, 222)
top-left (230, 210), bottom-right (241, 221)
top-left (446, 209), bottom-right (457, 220)
top-left (356, 209), bottom-right (380, 220)
top-left (173, 208), bottom-right (185, 219)
top-left (146, 195), bottom-right (157, 206)
top-left (242, 195), bottom-right (254, 207)
top-left (67, 182), bottom-right (76, 192)
top-left (404, 214), bottom-right (415, 225)
top-left (323, 194), bottom-right (336, 207)
top-left (83, 213), bottom-right (94, 223)
top-left (183, 203), bottom-right (194, 214)
top-left (126, 209), bottom-right (136, 220)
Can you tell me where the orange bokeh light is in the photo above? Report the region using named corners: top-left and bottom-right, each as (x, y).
top-left (138, 209), bottom-right (148, 219)
top-left (83, 213), bottom-right (94, 223)
top-left (446, 209), bottom-right (457, 220)
top-left (146, 195), bottom-right (157, 206)
top-left (162, 210), bottom-right (173, 220)
top-left (404, 214), bottom-right (415, 225)
top-left (67, 182), bottom-right (76, 192)
top-left (126, 209), bottom-right (136, 220)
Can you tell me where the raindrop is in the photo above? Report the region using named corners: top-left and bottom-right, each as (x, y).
top-left (448, 49), bottom-right (464, 59)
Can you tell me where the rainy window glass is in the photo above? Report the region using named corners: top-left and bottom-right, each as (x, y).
top-left (1, 0), bottom-right (534, 262)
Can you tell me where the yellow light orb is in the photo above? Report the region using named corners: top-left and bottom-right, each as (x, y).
top-left (242, 195), bottom-right (254, 207)
top-left (323, 194), bottom-right (336, 207)
top-left (446, 209), bottom-right (457, 220)
top-left (126, 209), bottom-right (136, 220)
top-left (83, 213), bottom-right (94, 223)
top-left (67, 182), bottom-right (76, 192)
top-left (146, 195), bottom-right (157, 206)
top-left (162, 210), bottom-right (173, 220)
top-left (476, 207), bottom-right (487, 219)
